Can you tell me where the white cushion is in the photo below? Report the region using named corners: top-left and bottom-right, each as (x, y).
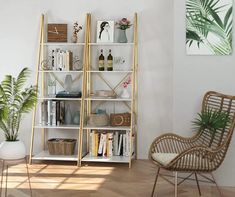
top-left (152, 153), bottom-right (178, 166)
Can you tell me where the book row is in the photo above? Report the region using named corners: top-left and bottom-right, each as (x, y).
top-left (40, 101), bottom-right (66, 126)
top-left (89, 130), bottom-right (135, 157)
top-left (49, 49), bottom-right (73, 71)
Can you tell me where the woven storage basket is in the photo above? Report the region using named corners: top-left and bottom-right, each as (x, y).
top-left (48, 138), bottom-right (76, 155)
top-left (87, 113), bottom-right (109, 126)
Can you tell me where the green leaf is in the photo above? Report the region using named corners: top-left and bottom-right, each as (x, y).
top-left (0, 67), bottom-right (38, 141)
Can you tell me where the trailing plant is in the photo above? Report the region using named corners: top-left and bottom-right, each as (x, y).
top-left (0, 68), bottom-right (37, 141)
top-left (186, 0), bottom-right (232, 55)
top-left (192, 107), bottom-right (230, 146)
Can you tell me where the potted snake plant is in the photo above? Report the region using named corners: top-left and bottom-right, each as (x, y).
top-left (0, 67), bottom-right (37, 159)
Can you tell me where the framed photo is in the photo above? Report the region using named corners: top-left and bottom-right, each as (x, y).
top-left (97, 21), bottom-right (114, 43)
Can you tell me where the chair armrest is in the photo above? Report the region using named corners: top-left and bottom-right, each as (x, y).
top-left (149, 132), bottom-right (198, 159)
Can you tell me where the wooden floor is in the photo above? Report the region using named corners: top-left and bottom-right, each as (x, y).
top-left (1, 160), bottom-right (235, 197)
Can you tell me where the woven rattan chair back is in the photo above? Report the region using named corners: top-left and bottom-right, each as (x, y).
top-left (197, 91), bottom-right (235, 151)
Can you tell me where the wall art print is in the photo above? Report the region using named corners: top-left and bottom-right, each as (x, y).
top-left (186, 0), bottom-right (233, 55)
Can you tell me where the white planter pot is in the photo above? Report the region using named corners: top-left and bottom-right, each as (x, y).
top-left (0, 140), bottom-right (26, 160)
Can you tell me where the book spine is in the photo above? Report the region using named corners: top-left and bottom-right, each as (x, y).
top-left (123, 133), bottom-right (126, 156)
top-left (114, 131), bottom-right (119, 156)
top-left (69, 51), bottom-right (73, 71)
top-left (55, 49), bottom-right (59, 70)
top-left (52, 50), bottom-right (55, 70)
top-left (60, 101), bottom-right (65, 125)
top-left (65, 50), bottom-right (70, 71)
top-left (47, 100), bottom-right (51, 125)
top-left (108, 133), bottom-right (113, 157)
top-left (63, 51), bottom-right (66, 70)
top-left (92, 131), bottom-right (96, 156)
top-left (95, 133), bottom-right (99, 157)
top-left (56, 101), bottom-right (60, 125)
top-left (89, 132), bottom-right (93, 156)
top-left (98, 133), bottom-right (104, 156)
top-left (118, 134), bottom-right (123, 156)
top-left (51, 101), bottom-right (56, 126)
top-left (102, 133), bottom-right (107, 157)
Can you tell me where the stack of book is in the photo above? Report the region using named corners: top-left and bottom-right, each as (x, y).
top-left (51, 49), bottom-right (73, 71)
top-left (40, 101), bottom-right (65, 126)
top-left (89, 130), bottom-right (135, 157)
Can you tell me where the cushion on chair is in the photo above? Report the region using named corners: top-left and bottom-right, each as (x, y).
top-left (152, 153), bottom-right (178, 166)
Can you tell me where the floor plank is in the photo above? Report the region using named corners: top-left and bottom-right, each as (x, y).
top-left (0, 160), bottom-right (234, 197)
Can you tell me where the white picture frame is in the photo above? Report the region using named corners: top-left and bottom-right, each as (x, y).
top-left (96, 20), bottom-right (114, 43)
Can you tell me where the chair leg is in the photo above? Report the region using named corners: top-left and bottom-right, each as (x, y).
top-left (175, 171), bottom-right (178, 197)
top-left (195, 173), bottom-right (201, 196)
top-left (211, 173), bottom-right (223, 197)
top-left (151, 167), bottom-right (160, 197)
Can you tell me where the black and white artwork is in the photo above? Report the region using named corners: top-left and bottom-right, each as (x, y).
top-left (97, 21), bottom-right (114, 43)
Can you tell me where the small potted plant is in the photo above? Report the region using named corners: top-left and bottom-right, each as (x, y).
top-left (192, 108), bottom-right (230, 147)
top-left (0, 67), bottom-right (37, 160)
top-left (116, 18), bottom-right (132, 43)
top-left (71, 22), bottom-right (82, 43)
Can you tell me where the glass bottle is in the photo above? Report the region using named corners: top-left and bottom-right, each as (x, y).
top-left (107, 49), bottom-right (113, 71)
top-left (98, 49), bottom-right (105, 71)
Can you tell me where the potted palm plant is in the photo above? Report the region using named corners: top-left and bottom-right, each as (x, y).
top-left (0, 67), bottom-right (37, 160)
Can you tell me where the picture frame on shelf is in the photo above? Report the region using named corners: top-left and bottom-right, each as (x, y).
top-left (96, 21), bottom-right (114, 43)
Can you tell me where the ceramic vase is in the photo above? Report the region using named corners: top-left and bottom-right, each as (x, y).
top-left (118, 29), bottom-right (128, 43)
top-left (64, 74), bottom-right (73, 92)
top-left (65, 104), bottom-right (72, 125)
top-left (71, 34), bottom-right (78, 43)
top-left (121, 88), bottom-right (130, 99)
top-left (73, 111), bottom-right (80, 125)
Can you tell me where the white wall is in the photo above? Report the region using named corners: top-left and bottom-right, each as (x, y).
top-left (173, 1), bottom-right (235, 186)
top-left (0, 0), bottom-right (173, 160)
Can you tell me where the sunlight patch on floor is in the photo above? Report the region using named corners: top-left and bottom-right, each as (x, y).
top-left (3, 164), bottom-right (114, 191)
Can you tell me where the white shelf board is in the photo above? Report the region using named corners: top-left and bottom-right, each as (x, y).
top-left (42, 43), bottom-right (85, 46)
top-left (89, 43), bottom-right (134, 46)
top-left (82, 154), bottom-right (129, 163)
top-left (85, 98), bottom-right (132, 101)
top-left (87, 70), bottom-right (133, 73)
top-left (39, 70), bottom-right (83, 73)
top-left (34, 125), bottom-right (80, 129)
top-left (83, 126), bottom-right (131, 131)
top-left (32, 150), bottom-right (78, 161)
top-left (37, 97), bottom-right (82, 101)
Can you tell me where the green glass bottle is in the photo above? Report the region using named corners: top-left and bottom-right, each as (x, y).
top-left (107, 49), bottom-right (113, 71)
top-left (98, 49), bottom-right (105, 71)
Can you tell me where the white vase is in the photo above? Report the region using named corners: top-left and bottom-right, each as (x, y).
top-left (121, 88), bottom-right (130, 99)
top-left (0, 140), bottom-right (26, 160)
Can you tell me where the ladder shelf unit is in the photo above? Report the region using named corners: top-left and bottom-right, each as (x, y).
top-left (29, 13), bottom-right (138, 168)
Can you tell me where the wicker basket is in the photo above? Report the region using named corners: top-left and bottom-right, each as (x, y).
top-left (47, 138), bottom-right (76, 155)
top-left (87, 113), bottom-right (109, 126)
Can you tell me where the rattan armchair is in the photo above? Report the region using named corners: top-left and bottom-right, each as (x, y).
top-left (149, 91), bottom-right (235, 197)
